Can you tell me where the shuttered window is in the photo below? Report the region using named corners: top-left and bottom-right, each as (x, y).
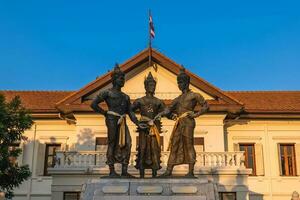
top-left (279, 144), bottom-right (296, 176)
top-left (239, 144), bottom-right (256, 175)
top-left (194, 137), bottom-right (204, 152)
top-left (219, 192), bottom-right (236, 200)
top-left (64, 192), bottom-right (80, 200)
top-left (95, 137), bottom-right (107, 151)
top-left (44, 143), bottom-right (61, 176)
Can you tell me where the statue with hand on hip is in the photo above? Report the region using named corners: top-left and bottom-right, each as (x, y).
top-left (91, 64), bottom-right (139, 178)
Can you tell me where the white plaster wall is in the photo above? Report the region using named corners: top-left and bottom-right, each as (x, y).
top-left (227, 119), bottom-right (300, 200)
top-left (12, 113), bottom-right (226, 199)
top-left (12, 120), bottom-right (76, 200)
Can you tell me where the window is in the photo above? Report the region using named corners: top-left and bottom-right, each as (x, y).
top-left (194, 137), bottom-right (204, 152)
top-left (219, 192), bottom-right (236, 200)
top-left (279, 144), bottom-right (296, 176)
top-left (95, 137), bottom-right (107, 151)
top-left (239, 144), bottom-right (256, 175)
top-left (44, 143), bottom-right (61, 176)
top-left (63, 192), bottom-right (80, 200)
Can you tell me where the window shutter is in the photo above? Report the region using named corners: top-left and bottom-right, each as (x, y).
top-left (17, 142), bottom-right (25, 166)
top-left (35, 142), bottom-right (46, 176)
top-left (254, 143), bottom-right (264, 176)
top-left (194, 137), bottom-right (204, 152)
top-left (233, 143), bottom-right (240, 151)
top-left (277, 143), bottom-right (282, 176)
top-left (295, 144), bottom-right (300, 176)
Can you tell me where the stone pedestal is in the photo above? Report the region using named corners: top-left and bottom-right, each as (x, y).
top-left (81, 178), bottom-right (219, 200)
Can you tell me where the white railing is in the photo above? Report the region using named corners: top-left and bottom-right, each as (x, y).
top-left (127, 92), bottom-right (181, 99)
top-left (53, 150), bottom-right (245, 170)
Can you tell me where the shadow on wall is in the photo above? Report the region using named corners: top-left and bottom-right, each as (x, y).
top-left (223, 119), bottom-right (250, 152)
top-left (75, 128), bottom-right (95, 151)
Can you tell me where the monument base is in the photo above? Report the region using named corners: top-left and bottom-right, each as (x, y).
top-left (81, 178), bottom-right (219, 200)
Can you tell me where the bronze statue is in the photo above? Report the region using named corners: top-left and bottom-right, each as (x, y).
top-left (160, 68), bottom-right (208, 178)
top-left (91, 64), bottom-right (139, 178)
top-left (132, 72), bottom-right (165, 178)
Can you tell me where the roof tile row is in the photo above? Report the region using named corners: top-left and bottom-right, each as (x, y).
top-left (1, 90), bottom-right (300, 114)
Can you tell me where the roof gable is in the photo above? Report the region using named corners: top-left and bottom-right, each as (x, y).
top-left (56, 48), bottom-right (243, 113)
top-left (84, 62), bottom-right (215, 101)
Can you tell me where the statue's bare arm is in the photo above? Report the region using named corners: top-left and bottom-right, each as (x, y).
top-left (189, 93), bottom-right (208, 118)
top-left (127, 96), bottom-right (139, 126)
top-left (158, 97), bottom-right (178, 119)
top-left (90, 91), bottom-right (108, 116)
top-left (131, 98), bottom-right (141, 113)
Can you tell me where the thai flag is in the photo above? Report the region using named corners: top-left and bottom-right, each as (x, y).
top-left (149, 13), bottom-right (155, 38)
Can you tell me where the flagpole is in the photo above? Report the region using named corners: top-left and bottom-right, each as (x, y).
top-left (148, 9), bottom-right (152, 68)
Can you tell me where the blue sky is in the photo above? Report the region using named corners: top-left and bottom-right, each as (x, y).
top-left (0, 1), bottom-right (299, 91)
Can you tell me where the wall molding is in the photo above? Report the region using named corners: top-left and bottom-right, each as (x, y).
top-left (272, 136), bottom-right (300, 140)
top-left (232, 136), bottom-right (262, 141)
top-left (195, 130), bottom-right (208, 135)
top-left (38, 136), bottom-right (69, 142)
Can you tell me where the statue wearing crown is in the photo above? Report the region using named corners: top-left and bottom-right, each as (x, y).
top-left (91, 64), bottom-right (139, 178)
top-left (132, 72), bottom-right (166, 178)
top-left (160, 68), bottom-right (209, 178)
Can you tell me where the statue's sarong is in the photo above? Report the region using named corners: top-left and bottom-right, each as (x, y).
top-left (105, 111), bottom-right (131, 165)
top-left (167, 112), bottom-right (196, 165)
top-left (135, 115), bottom-right (161, 170)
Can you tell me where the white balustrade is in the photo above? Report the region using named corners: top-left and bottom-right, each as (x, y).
top-left (53, 150), bottom-right (245, 170)
top-left (128, 92), bottom-right (181, 99)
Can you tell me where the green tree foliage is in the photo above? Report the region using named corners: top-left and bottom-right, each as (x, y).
top-left (0, 94), bottom-right (33, 199)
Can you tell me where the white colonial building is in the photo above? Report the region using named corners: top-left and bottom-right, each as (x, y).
top-left (2, 48), bottom-right (300, 200)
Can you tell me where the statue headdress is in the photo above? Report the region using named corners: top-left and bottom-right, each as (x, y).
top-left (111, 63), bottom-right (125, 80)
top-left (144, 72), bottom-right (157, 87)
top-left (177, 66), bottom-right (190, 83)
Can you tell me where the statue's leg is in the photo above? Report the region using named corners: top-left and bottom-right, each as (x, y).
top-left (159, 164), bottom-right (173, 177)
top-left (140, 169), bottom-right (145, 178)
top-left (139, 134), bottom-right (146, 178)
top-left (108, 165), bottom-right (119, 177)
top-left (139, 132), bottom-right (147, 169)
top-left (183, 135), bottom-right (196, 178)
top-left (121, 164), bottom-right (135, 178)
top-left (166, 164), bottom-right (174, 175)
top-left (152, 169), bottom-right (157, 177)
top-left (121, 125), bottom-right (135, 178)
top-left (106, 119), bottom-right (120, 177)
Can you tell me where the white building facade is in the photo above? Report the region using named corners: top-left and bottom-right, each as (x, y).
top-left (3, 48), bottom-right (300, 200)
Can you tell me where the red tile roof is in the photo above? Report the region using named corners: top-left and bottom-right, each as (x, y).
top-left (1, 90), bottom-right (300, 114)
top-left (226, 91), bottom-right (300, 113)
top-left (0, 91), bottom-right (74, 113)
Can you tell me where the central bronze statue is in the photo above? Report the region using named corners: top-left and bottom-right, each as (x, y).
top-left (132, 72), bottom-right (165, 178)
top-left (160, 68), bottom-right (208, 178)
top-left (91, 64), bottom-right (139, 178)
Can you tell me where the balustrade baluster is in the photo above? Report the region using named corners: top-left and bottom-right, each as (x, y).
top-left (206, 154), bottom-right (211, 167)
top-left (216, 154), bottom-right (220, 167)
top-left (87, 154), bottom-right (91, 167)
top-left (232, 153), bottom-right (236, 166)
top-left (73, 154), bottom-right (77, 167)
top-left (226, 154), bottom-right (231, 167)
top-left (221, 154), bottom-right (225, 167)
top-left (95, 154), bottom-right (100, 166)
top-left (212, 154), bottom-right (216, 166)
top-left (53, 150), bottom-right (247, 171)
top-left (236, 153), bottom-right (241, 167)
top-left (84, 154), bottom-right (88, 167)
top-left (79, 154), bottom-right (83, 167)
